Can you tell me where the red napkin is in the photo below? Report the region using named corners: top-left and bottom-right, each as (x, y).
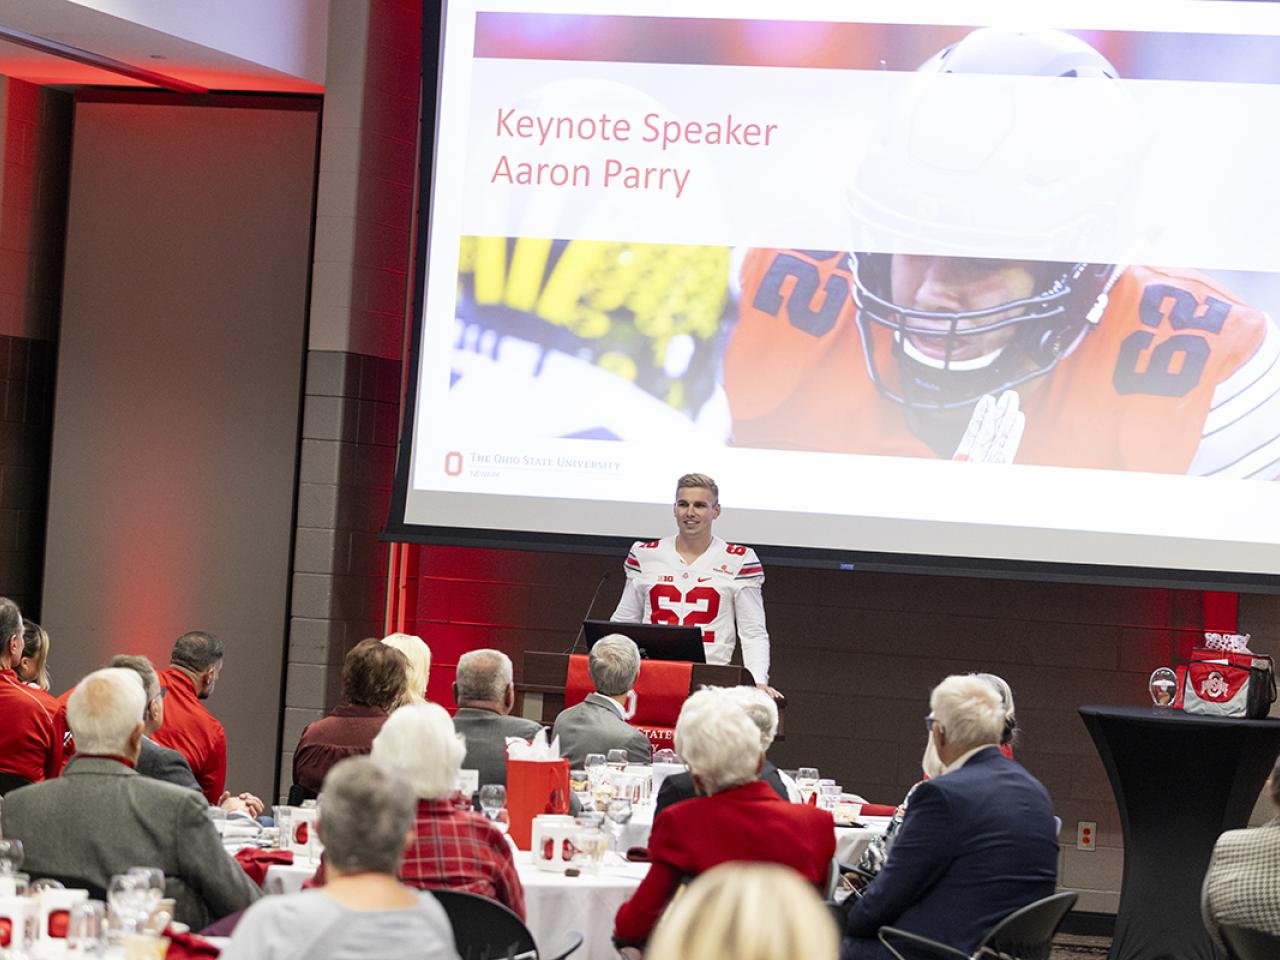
top-left (233, 848), bottom-right (294, 886)
top-left (162, 926), bottom-right (222, 959)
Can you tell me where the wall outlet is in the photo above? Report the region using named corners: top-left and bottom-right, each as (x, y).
top-left (1077, 820), bottom-right (1097, 851)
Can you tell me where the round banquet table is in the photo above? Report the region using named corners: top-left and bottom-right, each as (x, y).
top-left (265, 852), bottom-right (648, 960)
top-left (1079, 705), bottom-right (1280, 960)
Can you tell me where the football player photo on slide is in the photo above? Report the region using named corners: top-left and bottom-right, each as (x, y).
top-left (446, 24), bottom-right (1280, 482)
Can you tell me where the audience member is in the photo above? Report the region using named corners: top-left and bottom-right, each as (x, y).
top-left (655, 685), bottom-right (796, 816)
top-left (841, 675), bottom-right (1057, 960)
top-left (381, 632), bottom-right (431, 706)
top-left (614, 687), bottom-right (835, 947)
top-left (293, 638), bottom-right (408, 794)
top-left (1, 668), bottom-right (261, 927)
top-left (221, 756), bottom-right (459, 960)
top-left (974, 672), bottom-right (1018, 758)
top-left (647, 862), bottom-right (839, 960)
top-left (0, 597), bottom-right (59, 787)
top-left (152, 631), bottom-right (229, 804)
top-left (552, 634), bottom-right (652, 768)
top-left (110, 654), bottom-right (202, 791)
top-left (1202, 752), bottom-right (1280, 948)
top-left (451, 649), bottom-right (543, 789)
top-left (312, 703), bottom-right (525, 919)
top-left (18, 620), bottom-right (55, 704)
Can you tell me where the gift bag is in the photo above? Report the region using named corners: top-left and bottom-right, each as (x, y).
top-left (1176, 647), bottom-right (1275, 719)
top-left (506, 758), bottom-right (570, 850)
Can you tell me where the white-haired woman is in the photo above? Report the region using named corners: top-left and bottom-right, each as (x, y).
top-left (309, 703), bottom-right (524, 919)
top-left (648, 862), bottom-right (839, 960)
top-left (223, 757), bottom-right (459, 960)
top-left (614, 687), bottom-right (836, 949)
top-left (381, 633), bottom-right (431, 707)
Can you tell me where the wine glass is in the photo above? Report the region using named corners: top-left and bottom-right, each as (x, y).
top-left (607, 748), bottom-right (628, 772)
top-left (796, 767), bottom-right (820, 804)
top-left (107, 873), bottom-right (147, 937)
top-left (0, 838), bottom-right (24, 875)
top-left (127, 867), bottom-right (165, 929)
top-left (605, 797), bottom-right (633, 856)
top-left (66, 900), bottom-right (108, 956)
top-left (478, 785), bottom-right (506, 821)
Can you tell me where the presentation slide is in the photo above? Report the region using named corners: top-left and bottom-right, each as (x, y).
top-left (392, 0), bottom-right (1280, 584)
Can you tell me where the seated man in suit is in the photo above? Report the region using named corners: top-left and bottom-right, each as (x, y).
top-left (552, 634), bottom-right (652, 768)
top-left (451, 649), bottom-right (543, 789)
top-left (841, 675), bottom-right (1059, 960)
top-left (614, 687), bottom-right (835, 947)
top-left (1202, 752), bottom-right (1280, 949)
top-left (1, 668), bottom-right (261, 928)
top-left (655, 684), bottom-right (798, 815)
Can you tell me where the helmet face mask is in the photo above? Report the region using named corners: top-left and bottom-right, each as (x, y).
top-left (852, 252), bottom-right (1117, 410)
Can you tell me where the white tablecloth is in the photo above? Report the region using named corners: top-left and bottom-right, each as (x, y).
top-left (264, 853), bottom-right (647, 960)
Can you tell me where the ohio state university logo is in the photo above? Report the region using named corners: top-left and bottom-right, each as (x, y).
top-left (1199, 671), bottom-right (1230, 700)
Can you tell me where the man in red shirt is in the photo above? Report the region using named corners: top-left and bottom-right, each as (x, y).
top-left (0, 597), bottom-right (60, 786)
top-left (152, 631), bottom-right (228, 804)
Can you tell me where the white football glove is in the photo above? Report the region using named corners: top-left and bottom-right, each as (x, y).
top-left (953, 390), bottom-right (1025, 464)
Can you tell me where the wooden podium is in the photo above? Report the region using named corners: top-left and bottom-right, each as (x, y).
top-left (515, 652), bottom-right (785, 738)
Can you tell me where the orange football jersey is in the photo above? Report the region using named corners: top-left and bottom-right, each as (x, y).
top-left (725, 248), bottom-right (1277, 476)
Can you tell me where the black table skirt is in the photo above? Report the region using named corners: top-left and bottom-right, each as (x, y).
top-left (1079, 705), bottom-right (1280, 960)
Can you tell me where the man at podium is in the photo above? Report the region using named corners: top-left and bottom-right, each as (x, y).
top-left (611, 473), bottom-right (781, 700)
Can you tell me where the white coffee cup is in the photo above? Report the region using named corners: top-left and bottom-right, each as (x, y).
top-left (39, 887), bottom-right (88, 940)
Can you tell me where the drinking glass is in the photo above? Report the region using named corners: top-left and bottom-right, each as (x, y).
top-left (488, 808), bottom-right (510, 835)
top-left (584, 754), bottom-right (607, 781)
top-left (478, 785), bottom-right (506, 821)
top-left (126, 867), bottom-right (165, 929)
top-left (605, 797), bottom-right (633, 856)
top-left (817, 781), bottom-right (842, 811)
top-left (108, 873), bottom-right (147, 938)
top-left (0, 838), bottom-right (24, 874)
top-left (606, 749), bottom-right (628, 772)
top-left (796, 767), bottom-right (820, 804)
top-left (571, 827), bottom-right (608, 874)
top-left (272, 806), bottom-right (293, 849)
top-left (66, 899), bottom-right (108, 955)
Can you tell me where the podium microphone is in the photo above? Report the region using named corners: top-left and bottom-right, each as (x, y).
top-left (563, 571), bottom-right (612, 655)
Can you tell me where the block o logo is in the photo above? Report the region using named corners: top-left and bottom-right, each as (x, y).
top-left (444, 451), bottom-right (464, 476)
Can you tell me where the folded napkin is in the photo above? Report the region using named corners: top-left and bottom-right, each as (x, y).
top-left (233, 847), bottom-right (294, 886)
top-left (163, 926), bottom-right (222, 959)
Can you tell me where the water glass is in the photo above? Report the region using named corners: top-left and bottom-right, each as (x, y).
top-left (0, 837), bottom-right (24, 875)
top-left (108, 873), bottom-right (147, 938)
top-left (817, 781), bottom-right (842, 811)
top-left (66, 899), bottom-right (108, 955)
top-left (605, 797), bottom-right (633, 855)
top-left (478, 785), bottom-right (506, 819)
top-left (606, 749), bottom-right (628, 772)
top-left (571, 827), bottom-right (608, 874)
top-left (126, 867), bottom-right (165, 929)
top-left (796, 767), bottom-right (820, 804)
top-left (272, 806), bottom-right (293, 848)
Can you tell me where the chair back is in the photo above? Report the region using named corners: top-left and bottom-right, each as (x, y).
top-left (979, 891), bottom-right (1078, 960)
top-left (0, 771), bottom-right (33, 796)
top-left (286, 783), bottom-right (317, 806)
top-left (1220, 923), bottom-right (1280, 960)
top-left (430, 888), bottom-right (538, 960)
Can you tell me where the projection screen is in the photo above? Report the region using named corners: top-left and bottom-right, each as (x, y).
top-left (389, 0), bottom-right (1280, 588)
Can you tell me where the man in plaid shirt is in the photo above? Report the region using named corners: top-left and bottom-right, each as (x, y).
top-left (311, 703), bottom-right (524, 918)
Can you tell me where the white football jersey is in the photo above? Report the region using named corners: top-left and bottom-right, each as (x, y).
top-left (611, 535), bottom-right (770, 684)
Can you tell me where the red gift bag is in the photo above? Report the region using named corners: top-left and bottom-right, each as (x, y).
top-left (506, 758), bottom-right (570, 850)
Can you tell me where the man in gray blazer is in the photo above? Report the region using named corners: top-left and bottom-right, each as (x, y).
top-left (1202, 755), bottom-right (1280, 949)
top-left (111, 654), bottom-right (202, 791)
top-left (552, 634), bottom-right (652, 768)
top-left (1, 668), bottom-right (261, 928)
top-left (452, 649), bottom-right (543, 789)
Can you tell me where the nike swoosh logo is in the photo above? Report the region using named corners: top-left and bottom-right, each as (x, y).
top-left (697, 577), bottom-right (713, 582)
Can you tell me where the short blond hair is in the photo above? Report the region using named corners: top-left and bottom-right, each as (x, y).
top-left (381, 633), bottom-right (431, 707)
top-left (647, 862), bottom-right (838, 960)
top-left (675, 473), bottom-right (718, 504)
